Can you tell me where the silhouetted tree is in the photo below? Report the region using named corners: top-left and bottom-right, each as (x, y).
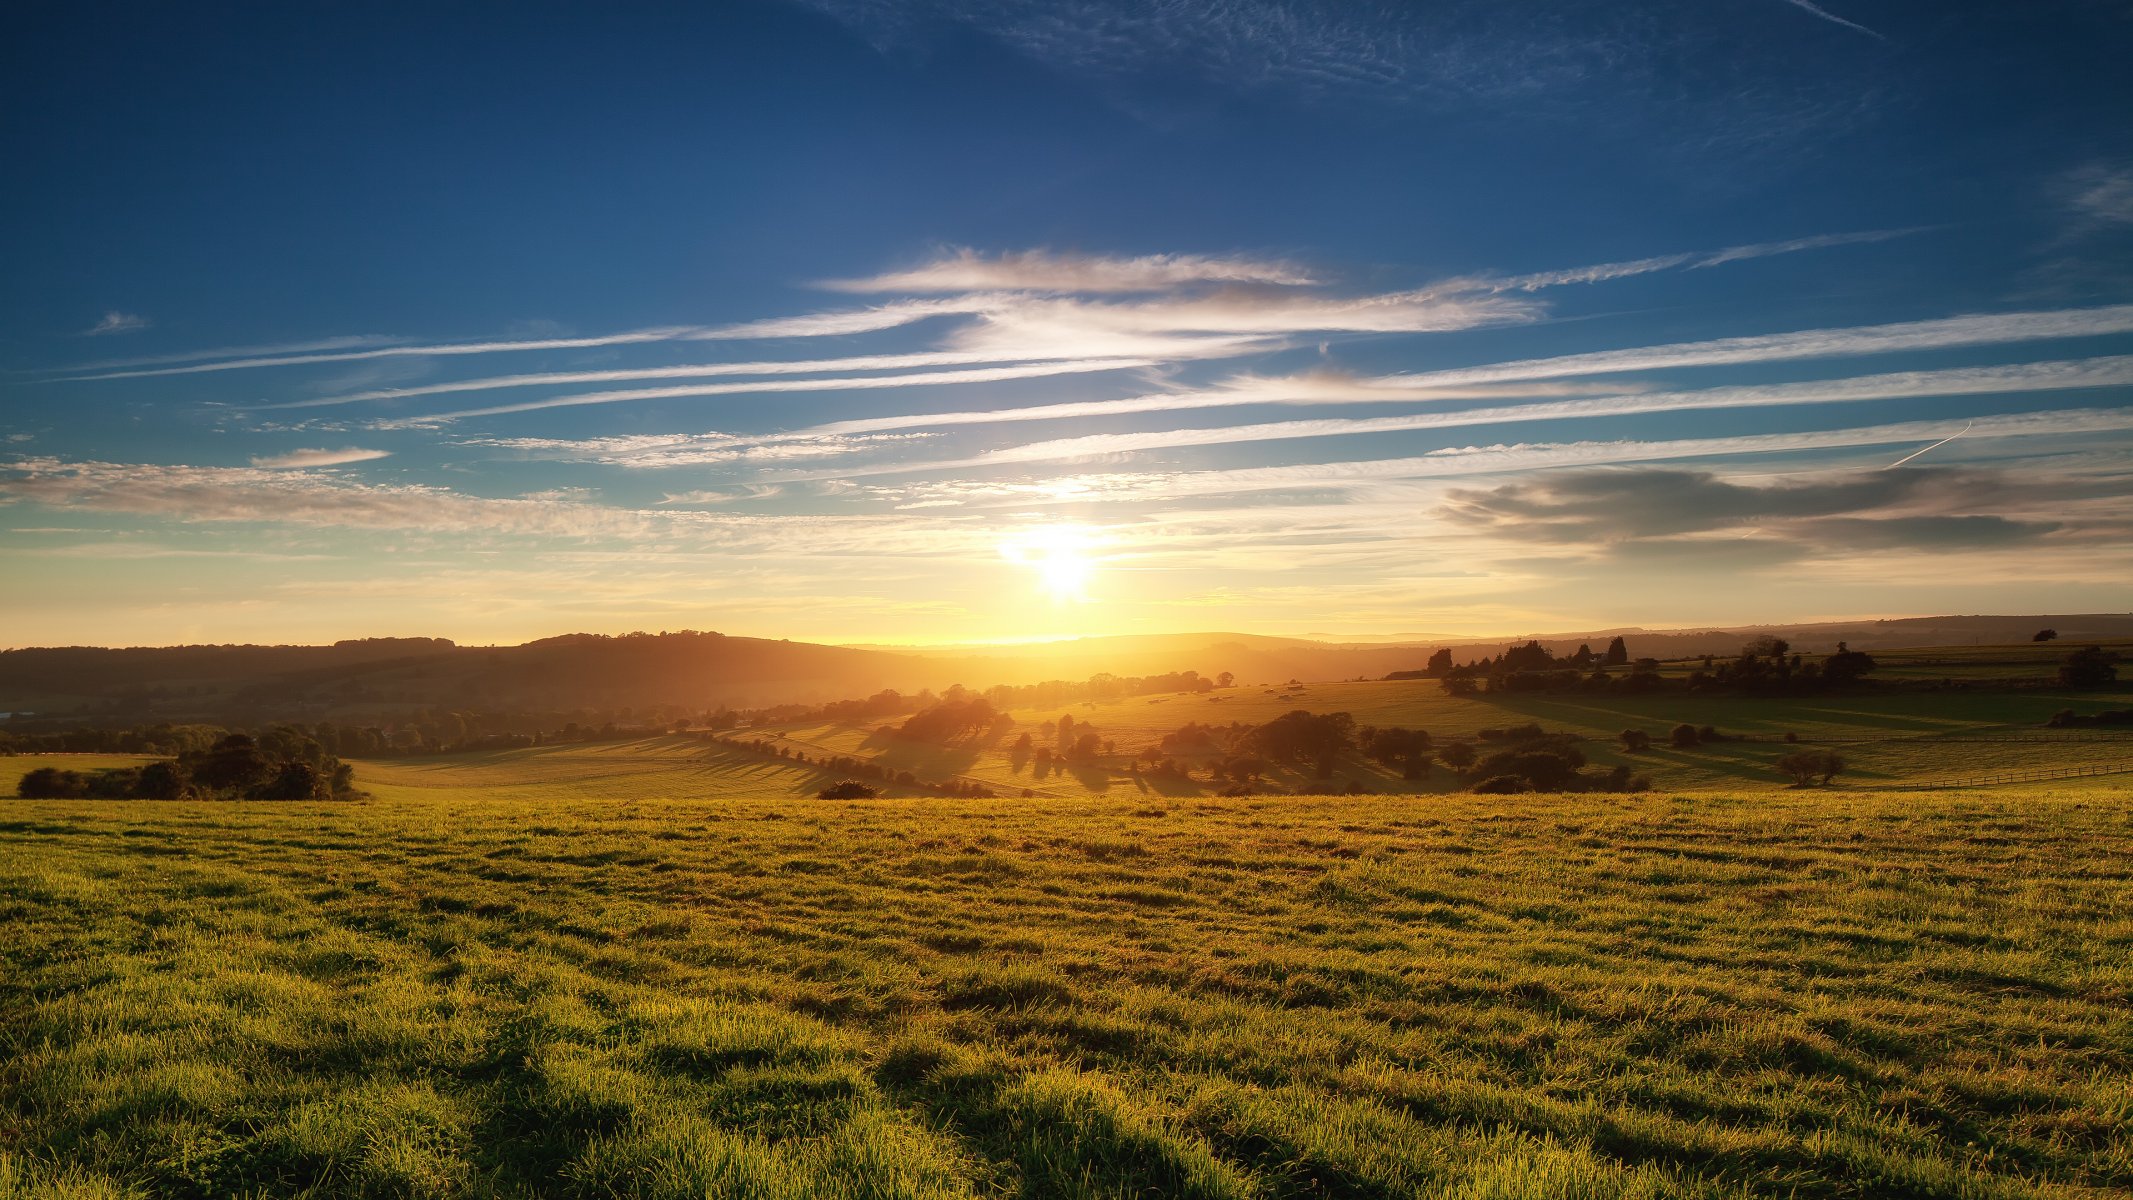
top-left (1603, 636), bottom-right (1629, 666)
top-left (2059, 645), bottom-right (2119, 689)
top-left (1776, 749), bottom-right (1845, 787)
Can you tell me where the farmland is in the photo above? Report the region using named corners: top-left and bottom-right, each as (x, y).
top-left (2, 779), bottom-right (2130, 1199)
top-left (3, 639), bottom-right (2131, 1198)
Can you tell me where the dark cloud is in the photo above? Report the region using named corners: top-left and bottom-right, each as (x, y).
top-left (1438, 466), bottom-right (2081, 557)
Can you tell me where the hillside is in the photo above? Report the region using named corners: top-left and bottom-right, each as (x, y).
top-left (5, 615), bottom-right (2129, 727)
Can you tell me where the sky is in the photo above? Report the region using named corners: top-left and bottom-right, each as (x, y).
top-left (3, 0), bottom-right (2131, 647)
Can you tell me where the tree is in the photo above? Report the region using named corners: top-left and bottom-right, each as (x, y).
top-left (1470, 748), bottom-right (1584, 791)
top-left (1244, 710), bottom-right (1355, 765)
top-left (18, 767), bottom-right (89, 798)
top-left (1775, 750), bottom-right (1845, 787)
top-left (189, 734), bottom-right (273, 795)
top-left (1822, 645), bottom-right (1877, 684)
top-left (1437, 742), bottom-right (1476, 771)
top-left (1425, 648), bottom-right (1454, 676)
top-left (134, 760), bottom-right (188, 800)
top-left (2059, 645), bottom-right (2119, 689)
top-left (1618, 728), bottom-right (1651, 752)
top-left (1440, 673), bottom-right (1478, 697)
top-left (1603, 636), bottom-right (1629, 666)
top-left (1669, 723), bottom-right (1701, 748)
top-left (1215, 671), bottom-right (1235, 688)
top-left (2033, 628), bottom-right (2058, 642)
top-left (1745, 635), bottom-right (1791, 659)
top-left (1502, 640), bottom-right (1554, 672)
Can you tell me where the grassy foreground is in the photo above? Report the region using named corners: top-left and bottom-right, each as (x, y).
top-left (2, 784), bottom-right (2130, 1199)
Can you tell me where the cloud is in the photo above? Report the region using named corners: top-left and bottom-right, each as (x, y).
top-left (861, 407), bottom-right (2133, 507)
top-left (53, 325), bottom-right (711, 382)
top-left (818, 356), bottom-right (2133, 478)
top-left (256, 348), bottom-right (1133, 411)
top-left (1437, 467), bottom-right (2020, 542)
top-left (1776, 1), bottom-right (1887, 42)
top-left (247, 447), bottom-right (393, 469)
top-left (84, 311), bottom-right (150, 336)
top-left (822, 248), bottom-right (1317, 293)
top-left (379, 357), bottom-right (1160, 425)
top-left (1369, 305), bottom-right (2133, 389)
top-left (0, 458), bottom-right (657, 538)
top-left (467, 431), bottom-right (932, 468)
top-left (2065, 163), bottom-right (2133, 230)
top-left (1690, 228), bottom-right (1919, 268)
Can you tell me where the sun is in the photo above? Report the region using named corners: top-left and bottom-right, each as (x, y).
top-left (1001, 526), bottom-right (1096, 603)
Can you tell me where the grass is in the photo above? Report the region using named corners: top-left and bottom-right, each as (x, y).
top-left (3, 777), bottom-right (2130, 1198)
top-left (748, 677), bottom-right (2133, 796)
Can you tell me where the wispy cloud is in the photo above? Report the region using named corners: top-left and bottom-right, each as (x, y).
top-left (248, 447), bottom-right (393, 469)
top-left (84, 311), bottom-right (151, 336)
top-left (814, 356), bottom-right (2133, 477)
top-left (782, 305), bottom-right (2133, 439)
top-left (257, 348), bottom-right (1159, 411)
top-left (860, 407), bottom-right (2133, 507)
top-left (376, 358), bottom-right (1161, 426)
top-left (822, 248), bottom-right (1317, 293)
top-left (1776, 0), bottom-right (1887, 42)
top-left (466, 431), bottom-right (932, 468)
top-left (2064, 163), bottom-right (2133, 232)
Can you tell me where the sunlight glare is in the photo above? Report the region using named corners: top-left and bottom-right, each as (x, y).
top-left (1001, 525), bottom-right (1096, 603)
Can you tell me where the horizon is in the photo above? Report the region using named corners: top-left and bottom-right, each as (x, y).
top-left (5, 3), bottom-right (2131, 646)
top-left (7, 609), bottom-right (2128, 656)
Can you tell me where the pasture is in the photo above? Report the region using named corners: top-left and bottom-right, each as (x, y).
top-left (751, 675), bottom-right (2133, 797)
top-left (2, 779), bottom-right (2130, 1199)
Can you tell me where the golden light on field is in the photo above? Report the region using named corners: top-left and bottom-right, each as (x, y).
top-left (1000, 525), bottom-right (1096, 603)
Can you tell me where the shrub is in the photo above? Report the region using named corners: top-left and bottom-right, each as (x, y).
top-left (2059, 646), bottom-right (2119, 689)
top-left (1470, 775), bottom-right (1530, 794)
top-left (1470, 749), bottom-right (1585, 791)
top-left (18, 767), bottom-right (90, 798)
top-left (1618, 729), bottom-right (1651, 752)
top-left (817, 780), bottom-right (880, 800)
top-left (1669, 723), bottom-right (1700, 748)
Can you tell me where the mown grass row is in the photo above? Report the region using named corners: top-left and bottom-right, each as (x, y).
top-left (2, 783), bottom-right (2129, 1198)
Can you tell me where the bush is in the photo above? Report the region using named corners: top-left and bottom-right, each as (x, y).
top-left (1470, 774), bottom-right (1530, 794)
top-left (18, 767), bottom-right (90, 798)
top-left (1470, 748), bottom-right (1585, 791)
top-left (817, 780), bottom-right (880, 800)
top-left (2059, 646), bottom-right (2119, 689)
top-left (1618, 729), bottom-right (1651, 752)
top-left (1669, 723), bottom-right (1700, 748)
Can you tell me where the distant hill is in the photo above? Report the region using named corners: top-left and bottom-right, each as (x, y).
top-left (5, 615), bottom-right (2128, 725)
top-left (872, 615), bottom-right (2133, 681)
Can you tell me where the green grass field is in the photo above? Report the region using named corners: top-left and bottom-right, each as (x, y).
top-left (3, 773), bottom-right (2130, 1199)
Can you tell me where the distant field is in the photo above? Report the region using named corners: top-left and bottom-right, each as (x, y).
top-left (3, 785), bottom-right (2129, 1198)
top-left (748, 674), bottom-right (2133, 797)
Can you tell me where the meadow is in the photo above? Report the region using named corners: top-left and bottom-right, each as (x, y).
top-left (753, 671), bottom-right (2133, 798)
top-left (3, 766), bottom-right (2130, 1199)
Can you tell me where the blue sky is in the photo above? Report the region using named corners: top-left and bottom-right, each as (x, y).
top-left (3, 1), bottom-right (2130, 646)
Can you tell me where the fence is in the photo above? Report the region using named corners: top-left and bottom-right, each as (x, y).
top-left (1872, 761), bottom-right (2133, 791)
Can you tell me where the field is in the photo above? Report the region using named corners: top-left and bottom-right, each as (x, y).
top-left (3, 771), bottom-right (2131, 1199)
top-left (751, 671), bottom-right (2133, 798)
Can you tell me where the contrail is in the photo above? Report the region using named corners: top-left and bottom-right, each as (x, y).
top-left (1886, 422), bottom-right (1972, 468)
top-left (1781, 0), bottom-right (1888, 41)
